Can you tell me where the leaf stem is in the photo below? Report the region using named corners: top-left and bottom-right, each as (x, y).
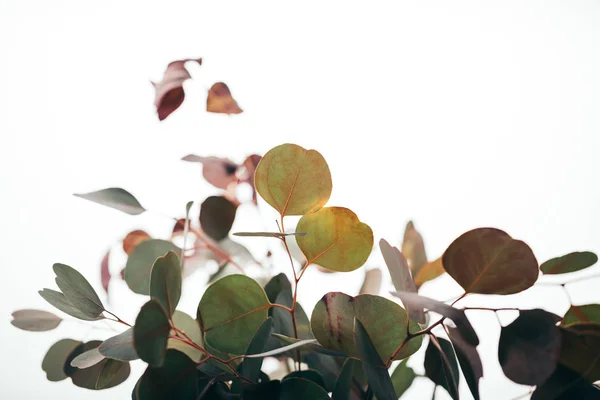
top-left (103, 310), bottom-right (131, 327)
top-left (463, 307), bottom-right (521, 312)
top-left (188, 226), bottom-right (245, 273)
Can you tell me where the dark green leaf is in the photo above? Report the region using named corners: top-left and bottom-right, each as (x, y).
top-left (559, 327), bottom-right (600, 382)
top-left (200, 196), bottom-right (238, 241)
top-left (280, 377), bottom-right (330, 400)
top-left (71, 347), bottom-right (105, 368)
top-left (125, 239), bottom-right (179, 295)
top-left (562, 304), bottom-right (600, 327)
top-left (391, 359), bottom-right (416, 399)
top-left (264, 273), bottom-right (292, 304)
top-left (332, 359), bottom-right (355, 400)
top-left (42, 339), bottom-right (81, 381)
top-left (134, 300), bottom-right (170, 367)
top-left (98, 328), bottom-right (138, 361)
top-left (38, 289), bottom-right (104, 321)
top-left (136, 350), bottom-right (200, 400)
top-left (65, 341), bottom-right (131, 390)
top-left (447, 327), bottom-right (482, 400)
top-left (233, 232), bottom-right (307, 237)
top-left (10, 309), bottom-right (62, 331)
top-left (541, 251), bottom-right (598, 274)
top-left (425, 337), bottom-right (459, 400)
top-left (150, 251), bottom-right (182, 317)
top-left (272, 291), bottom-right (312, 340)
top-left (283, 370), bottom-right (327, 391)
top-left (532, 364), bottom-right (600, 400)
top-left (304, 353), bottom-right (344, 396)
top-left (498, 309), bottom-right (561, 385)
top-left (53, 263), bottom-right (104, 317)
top-left (74, 187), bottom-right (146, 215)
top-left (242, 380), bottom-right (282, 400)
top-left (354, 318), bottom-right (396, 400)
top-left (240, 318), bottom-right (274, 382)
top-left (96, 359), bottom-right (128, 389)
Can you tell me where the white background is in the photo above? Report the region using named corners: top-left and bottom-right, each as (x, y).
top-left (1, 1), bottom-right (600, 399)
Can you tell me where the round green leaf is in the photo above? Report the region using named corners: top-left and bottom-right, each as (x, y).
top-left (391, 359), bottom-right (416, 399)
top-left (562, 304), bottom-right (600, 327)
top-left (281, 377), bottom-right (330, 400)
top-left (134, 300), bottom-right (170, 367)
top-left (125, 239), bottom-right (179, 295)
top-left (65, 341), bottom-right (131, 390)
top-left (541, 251), bottom-right (598, 274)
top-left (150, 251), bottom-right (182, 317)
top-left (42, 339), bottom-right (81, 382)
top-left (167, 311), bottom-right (204, 362)
top-left (297, 207), bottom-right (373, 272)
top-left (74, 187), bottom-right (146, 215)
top-left (255, 143), bottom-right (332, 216)
top-left (310, 292), bottom-right (422, 361)
top-left (199, 196), bottom-right (238, 241)
top-left (11, 309), bottom-right (62, 331)
top-left (99, 328), bottom-right (138, 361)
top-left (442, 228), bottom-right (539, 294)
top-left (197, 274), bottom-right (270, 355)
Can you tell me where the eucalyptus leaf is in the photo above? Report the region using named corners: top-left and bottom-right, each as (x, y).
top-left (74, 187), bottom-right (146, 215)
top-left (150, 251), bottom-right (182, 317)
top-left (134, 300), bottom-right (170, 367)
top-left (38, 289), bottom-right (104, 321)
top-left (70, 347), bottom-right (105, 369)
top-left (541, 251), bottom-right (598, 274)
top-left (53, 263), bottom-right (104, 317)
top-left (280, 377), bottom-right (330, 400)
top-left (332, 359), bottom-right (355, 400)
top-left (447, 327), bottom-right (483, 400)
top-left (283, 369), bottom-right (327, 391)
top-left (391, 359), bottom-right (416, 399)
top-left (425, 336), bottom-right (459, 400)
top-left (42, 339), bottom-right (81, 382)
top-left (10, 309), bottom-right (62, 331)
top-left (240, 318), bottom-right (274, 382)
top-left (125, 239), bottom-right (179, 295)
top-left (99, 328), bottom-right (138, 361)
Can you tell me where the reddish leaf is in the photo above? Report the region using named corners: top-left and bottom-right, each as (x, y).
top-left (122, 230), bottom-right (151, 255)
top-left (181, 155), bottom-right (239, 190)
top-left (238, 154), bottom-right (262, 204)
top-left (447, 327), bottom-right (483, 400)
top-left (100, 250), bottom-right (110, 294)
top-left (152, 58), bottom-right (202, 121)
top-left (206, 82), bottom-right (243, 114)
top-left (171, 218), bottom-right (187, 236)
top-left (402, 221), bottom-right (427, 275)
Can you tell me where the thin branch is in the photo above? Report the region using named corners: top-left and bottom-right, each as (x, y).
top-left (103, 310), bottom-right (132, 327)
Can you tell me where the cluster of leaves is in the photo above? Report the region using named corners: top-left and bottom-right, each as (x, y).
top-left (11, 59), bottom-right (600, 400)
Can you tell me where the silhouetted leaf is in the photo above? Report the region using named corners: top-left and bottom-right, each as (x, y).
top-left (181, 155), bottom-right (238, 190)
top-left (135, 349), bottom-right (200, 399)
top-left (53, 263), bottom-right (104, 317)
top-left (447, 327), bottom-right (483, 400)
top-left (532, 364), bottom-right (600, 400)
top-left (150, 251), bottom-right (181, 317)
top-left (10, 309), bottom-right (62, 331)
top-left (134, 300), bottom-right (170, 367)
top-left (240, 318), bottom-right (274, 382)
top-left (442, 228), bottom-right (538, 294)
top-left (283, 370), bottom-right (327, 391)
top-left (280, 377), bottom-right (330, 400)
top-left (332, 359), bottom-right (355, 400)
top-left (65, 341), bottom-right (130, 390)
top-left (123, 230), bottom-right (152, 254)
top-left (562, 304), bottom-right (600, 328)
top-left (71, 347), bottom-right (105, 368)
top-left (206, 82), bottom-right (243, 114)
top-left (359, 268), bottom-right (382, 295)
top-left (354, 318), bottom-right (396, 400)
top-left (100, 250), bottom-right (111, 294)
top-left (297, 207), bottom-right (373, 272)
top-left (74, 188), bottom-right (146, 215)
top-left (125, 239), bottom-right (179, 295)
top-left (197, 274), bottom-right (270, 355)
top-left (391, 291), bottom-right (479, 346)
top-left (200, 196), bottom-right (238, 241)
top-left (264, 273), bottom-right (292, 304)
top-left (99, 328), bottom-right (138, 361)
top-left (391, 359), bottom-right (416, 399)
top-left (559, 326), bottom-right (600, 382)
top-left (233, 232), bottom-right (306, 237)
top-left (38, 289), bottom-right (104, 321)
top-left (402, 221), bottom-right (428, 276)
top-left (242, 380), bottom-right (281, 400)
top-left (425, 337), bottom-right (459, 400)
top-left (498, 309), bottom-right (561, 385)
top-left (42, 339), bottom-right (81, 381)
top-left (152, 58), bottom-right (201, 121)
top-left (255, 143), bottom-right (332, 216)
top-left (414, 257), bottom-right (445, 289)
top-left (541, 251), bottom-right (598, 275)
top-left (311, 292), bottom-right (422, 361)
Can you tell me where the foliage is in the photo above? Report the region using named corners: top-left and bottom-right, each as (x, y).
top-left (11, 58), bottom-right (600, 400)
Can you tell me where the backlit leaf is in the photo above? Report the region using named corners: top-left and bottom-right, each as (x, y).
top-left (498, 309), bottom-right (561, 385)
top-left (414, 257), bottom-right (445, 289)
top-left (297, 207), bottom-right (373, 272)
top-left (442, 228), bottom-right (538, 294)
top-left (541, 251), bottom-right (598, 275)
top-left (123, 230), bottom-right (152, 255)
top-left (99, 328), bottom-right (138, 361)
top-left (402, 221), bottom-right (427, 276)
top-left (42, 339), bottom-right (81, 381)
top-left (359, 268), bottom-right (382, 295)
top-left (255, 143), bottom-right (332, 216)
top-left (167, 310), bottom-right (203, 362)
top-left (447, 327), bottom-right (483, 400)
top-left (38, 289), bottom-right (104, 321)
top-left (150, 251), bottom-right (181, 317)
top-left (197, 274), bottom-right (270, 355)
top-left (74, 188), bottom-right (146, 215)
top-left (152, 58), bottom-right (201, 121)
top-left (562, 304), bottom-right (600, 327)
top-left (10, 309), bottom-right (62, 331)
top-left (71, 347), bottom-right (105, 369)
top-left (134, 300), bottom-right (170, 367)
top-left (54, 263), bottom-right (104, 317)
top-left (65, 341), bottom-right (130, 390)
top-left (206, 82), bottom-right (243, 114)
top-left (280, 377), bottom-right (330, 400)
top-left (182, 155), bottom-right (238, 189)
top-left (311, 292), bottom-right (422, 361)
top-left (199, 196), bottom-right (238, 241)
top-left (425, 336), bottom-right (459, 400)
top-left (239, 154), bottom-right (262, 204)
top-left (125, 239), bottom-right (179, 295)
top-left (391, 359), bottom-right (416, 399)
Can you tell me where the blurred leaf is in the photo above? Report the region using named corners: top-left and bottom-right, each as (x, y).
top-left (402, 221), bottom-right (427, 276)
top-left (332, 358), bottom-right (355, 400)
top-left (134, 300), bottom-right (170, 367)
top-left (42, 339), bottom-right (81, 381)
top-left (200, 196), bottom-right (238, 241)
top-left (240, 318), bottom-right (274, 382)
top-left (71, 347), bottom-right (105, 368)
top-left (297, 207), bottom-right (373, 272)
top-left (11, 309), bottom-right (62, 331)
top-left (414, 257), bottom-right (445, 289)
top-left (99, 328), bottom-right (138, 361)
top-left (135, 349), bottom-right (200, 399)
top-left (181, 155), bottom-right (238, 190)
top-left (559, 326), bottom-right (600, 381)
top-left (100, 250), bottom-right (111, 294)
top-left (280, 377), bottom-right (330, 400)
top-left (447, 327), bottom-right (483, 400)
top-left (390, 291), bottom-right (479, 346)
top-left (65, 341), bottom-right (130, 390)
top-left (123, 230), bottom-right (152, 255)
top-left (425, 337), bottom-right (459, 400)
top-left (167, 311), bottom-right (203, 362)
top-left (391, 359), bottom-right (416, 399)
top-left (150, 251), bottom-right (182, 317)
top-left (264, 273), bottom-right (292, 304)
top-left (498, 309), bottom-right (561, 385)
top-left (53, 263), bottom-right (104, 317)
top-left (74, 188), bottom-right (146, 215)
top-left (233, 232), bottom-right (306, 237)
top-left (532, 364), bottom-right (600, 400)
top-left (442, 228), bottom-right (538, 294)
top-left (354, 318), bottom-right (397, 400)
top-left (359, 268), bottom-right (382, 296)
top-left (255, 143), bottom-right (332, 216)
top-left (197, 274), bottom-right (269, 355)
top-left (283, 370), bottom-right (327, 391)
top-left (541, 251), bottom-right (598, 274)
top-left (206, 82), bottom-right (243, 114)
top-left (562, 304), bottom-right (600, 328)
top-left (38, 289), bottom-right (104, 321)
top-left (152, 58), bottom-right (201, 121)
top-left (311, 292), bottom-right (422, 361)
top-left (125, 239), bottom-right (179, 295)
top-left (239, 154), bottom-right (262, 204)
top-left (96, 359), bottom-right (128, 389)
